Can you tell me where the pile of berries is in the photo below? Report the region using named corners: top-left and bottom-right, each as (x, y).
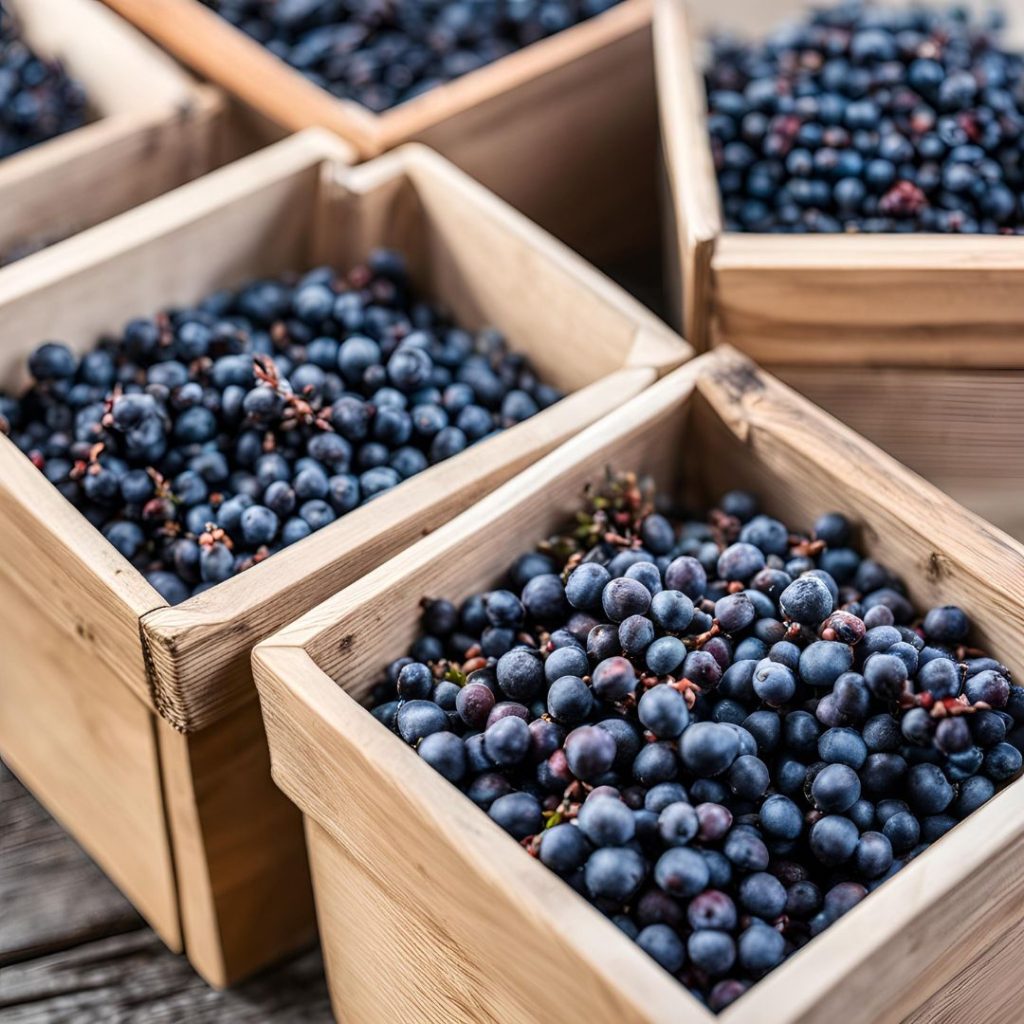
top-left (0, 250), bottom-right (559, 605)
top-left (0, 2), bottom-right (87, 160)
top-left (201, 0), bottom-right (624, 112)
top-left (704, 1), bottom-right (1024, 233)
top-left (369, 475), bottom-right (1023, 1009)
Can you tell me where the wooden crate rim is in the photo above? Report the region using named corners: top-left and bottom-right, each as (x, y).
top-left (0, 129), bottom-right (688, 732)
top-left (255, 346), bottom-right (1024, 1023)
top-left (103, 0), bottom-right (652, 157)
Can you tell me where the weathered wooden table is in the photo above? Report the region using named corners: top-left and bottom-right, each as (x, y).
top-left (0, 762), bottom-right (333, 1022)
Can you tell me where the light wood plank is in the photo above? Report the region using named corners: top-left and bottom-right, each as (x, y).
top-left (157, 710), bottom-right (315, 988)
top-left (655, 0), bottom-right (721, 347)
top-left (0, 930), bottom-right (330, 1023)
top-left (0, 763), bottom-right (143, 965)
top-left (902, 919), bottom-right (1024, 1024)
top-left (0, 583), bottom-right (180, 950)
top-left (712, 234), bottom-right (1024, 366)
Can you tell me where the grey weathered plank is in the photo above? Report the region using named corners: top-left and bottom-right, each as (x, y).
top-left (1, 762), bottom-right (142, 965)
top-left (0, 931), bottom-right (332, 1023)
top-left (1, 762), bottom-right (333, 1021)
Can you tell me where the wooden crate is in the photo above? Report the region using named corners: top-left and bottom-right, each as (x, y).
top-left (0, 0), bottom-right (228, 266)
top-left (100, 0), bottom-right (659, 267)
top-left (254, 345), bottom-right (1024, 1024)
top-left (654, 0), bottom-right (1024, 543)
top-left (655, 0), bottom-right (1024, 360)
top-left (0, 130), bottom-right (688, 987)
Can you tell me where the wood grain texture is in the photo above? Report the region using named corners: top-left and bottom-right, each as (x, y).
top-left (712, 234), bottom-right (1024, 366)
top-left (0, 578), bottom-right (180, 950)
top-left (101, 0), bottom-right (657, 265)
top-left (776, 366), bottom-right (1024, 543)
top-left (657, 0), bottom-right (1024, 363)
top-left (256, 346), bottom-right (1024, 1024)
top-left (902, 918), bottom-right (1024, 1024)
top-left (0, 934), bottom-right (330, 1024)
top-left (157, 708), bottom-right (315, 988)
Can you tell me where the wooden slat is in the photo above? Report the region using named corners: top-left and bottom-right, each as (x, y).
top-left (1, 763), bottom-right (332, 1021)
top-left (712, 234), bottom-right (1024, 366)
top-left (0, 930), bottom-right (330, 1023)
top-left (256, 347), bottom-right (1024, 1024)
top-left (0, 578), bottom-right (180, 950)
top-left (654, 0), bottom-right (721, 348)
top-left (0, 434), bottom-right (163, 707)
top-left (156, 710), bottom-right (315, 988)
top-left (902, 918), bottom-right (1024, 1024)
